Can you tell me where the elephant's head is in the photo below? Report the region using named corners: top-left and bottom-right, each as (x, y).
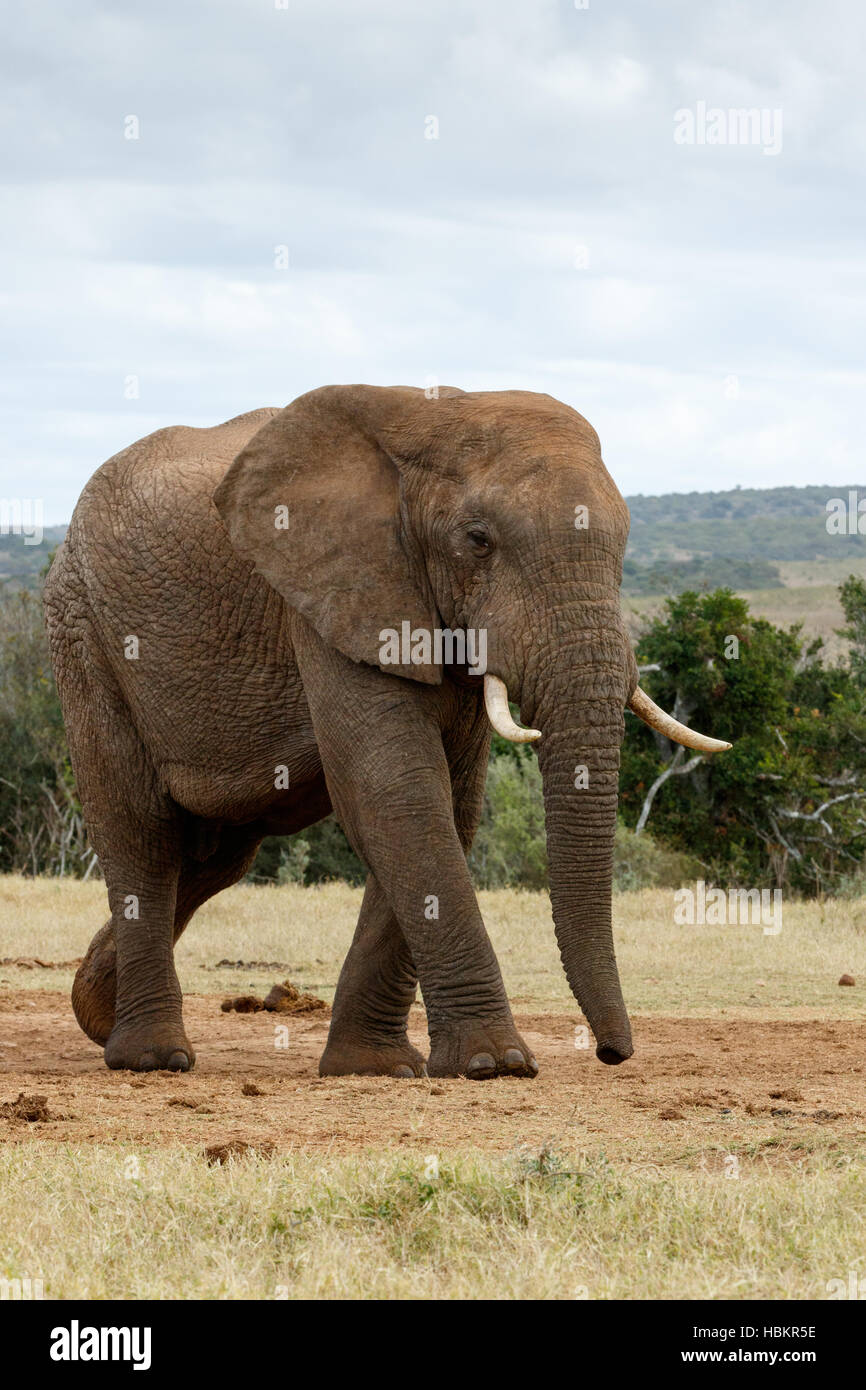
top-left (214, 385), bottom-right (729, 1064)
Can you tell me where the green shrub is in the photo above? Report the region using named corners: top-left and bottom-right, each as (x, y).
top-left (468, 752), bottom-right (547, 890)
top-left (612, 821), bottom-right (703, 891)
top-left (248, 819), bottom-right (366, 887)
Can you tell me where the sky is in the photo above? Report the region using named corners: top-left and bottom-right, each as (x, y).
top-left (2, 0), bottom-right (865, 522)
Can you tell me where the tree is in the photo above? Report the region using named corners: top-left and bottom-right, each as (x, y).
top-left (0, 586), bottom-right (91, 875)
top-left (838, 575), bottom-right (866, 686)
top-left (620, 587), bottom-right (866, 893)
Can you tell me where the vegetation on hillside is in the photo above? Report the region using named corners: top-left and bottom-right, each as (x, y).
top-left (621, 554), bottom-right (781, 596)
top-left (624, 484), bottom-right (866, 592)
top-left (0, 527), bottom-right (67, 591)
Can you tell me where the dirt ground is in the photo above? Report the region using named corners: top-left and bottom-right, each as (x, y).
top-left (1, 989), bottom-right (863, 1159)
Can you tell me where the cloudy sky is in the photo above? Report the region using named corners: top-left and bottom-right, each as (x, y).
top-left (3, 0), bottom-right (865, 521)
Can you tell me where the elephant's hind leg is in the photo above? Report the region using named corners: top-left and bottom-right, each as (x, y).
top-left (73, 824), bottom-right (263, 1050)
top-left (53, 620), bottom-right (192, 1068)
top-left (72, 919), bottom-right (117, 1045)
top-left (319, 875), bottom-right (427, 1078)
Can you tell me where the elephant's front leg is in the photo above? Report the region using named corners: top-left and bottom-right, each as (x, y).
top-left (319, 875), bottom-right (427, 1077)
top-left (320, 714), bottom-right (502, 1078)
top-left (294, 622), bottom-right (537, 1080)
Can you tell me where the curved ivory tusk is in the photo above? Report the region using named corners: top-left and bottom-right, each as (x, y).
top-left (483, 674), bottom-right (541, 743)
top-left (628, 686), bottom-right (732, 753)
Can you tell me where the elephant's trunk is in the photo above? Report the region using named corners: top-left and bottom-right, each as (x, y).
top-left (511, 636), bottom-right (633, 1064)
top-left (536, 708), bottom-right (632, 1063)
top-left (483, 644), bottom-right (729, 1061)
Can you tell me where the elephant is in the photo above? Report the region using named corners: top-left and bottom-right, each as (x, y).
top-left (43, 385), bottom-right (729, 1078)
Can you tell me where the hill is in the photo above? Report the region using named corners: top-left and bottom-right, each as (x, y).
top-left (624, 483), bottom-right (865, 579)
top-left (622, 484), bottom-right (866, 609)
top-left (0, 527), bottom-right (67, 590)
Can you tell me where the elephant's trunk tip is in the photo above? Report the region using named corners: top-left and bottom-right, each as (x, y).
top-left (595, 1038), bottom-right (634, 1066)
top-left (582, 1004), bottom-right (634, 1066)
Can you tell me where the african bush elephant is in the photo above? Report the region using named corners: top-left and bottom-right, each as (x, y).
top-left (44, 385), bottom-right (728, 1078)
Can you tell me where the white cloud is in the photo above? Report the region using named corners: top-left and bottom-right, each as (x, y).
top-left (1, 0), bottom-right (864, 520)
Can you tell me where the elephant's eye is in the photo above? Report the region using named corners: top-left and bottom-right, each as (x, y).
top-left (467, 527), bottom-right (493, 556)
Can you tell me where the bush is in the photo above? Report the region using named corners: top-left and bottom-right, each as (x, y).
top-left (468, 752), bottom-right (547, 890)
top-left (620, 585), bottom-right (866, 894)
top-left (247, 819), bottom-right (366, 887)
top-left (0, 585), bottom-right (88, 876)
top-left (612, 822), bottom-right (702, 891)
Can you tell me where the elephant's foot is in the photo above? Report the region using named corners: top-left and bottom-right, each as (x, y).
top-left (427, 1018), bottom-right (539, 1080)
top-left (71, 921), bottom-right (117, 1045)
top-left (319, 1032), bottom-right (428, 1078)
top-left (104, 1016), bottom-right (195, 1072)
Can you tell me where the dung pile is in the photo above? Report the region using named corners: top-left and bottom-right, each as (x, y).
top-left (220, 978), bottom-right (327, 1016)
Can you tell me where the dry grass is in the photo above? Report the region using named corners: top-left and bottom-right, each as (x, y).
top-left (1, 877), bottom-right (862, 1017)
top-left (776, 556), bottom-right (866, 590)
top-left (0, 1141), bottom-right (863, 1300)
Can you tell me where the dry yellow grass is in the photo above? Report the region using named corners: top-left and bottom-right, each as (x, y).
top-left (1, 877), bottom-right (862, 1017)
top-left (776, 556), bottom-right (866, 590)
top-left (1, 1142), bottom-right (864, 1300)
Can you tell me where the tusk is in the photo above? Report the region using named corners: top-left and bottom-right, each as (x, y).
top-left (483, 674), bottom-right (541, 743)
top-left (628, 686), bottom-right (732, 753)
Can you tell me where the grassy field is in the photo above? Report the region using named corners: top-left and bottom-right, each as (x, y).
top-left (2, 876), bottom-right (863, 1018)
top-left (2, 1142), bottom-right (864, 1300)
top-left (622, 585), bottom-right (849, 658)
top-left (1, 877), bottom-right (864, 1300)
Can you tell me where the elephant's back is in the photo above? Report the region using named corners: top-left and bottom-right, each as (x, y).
top-left (80, 406), bottom-right (281, 515)
top-left (64, 407), bottom-right (281, 579)
top-left (52, 407), bottom-right (295, 714)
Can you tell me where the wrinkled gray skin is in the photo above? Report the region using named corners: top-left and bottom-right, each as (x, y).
top-left (44, 385), bottom-right (638, 1078)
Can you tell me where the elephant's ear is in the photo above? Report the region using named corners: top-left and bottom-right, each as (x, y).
top-left (213, 384), bottom-right (463, 684)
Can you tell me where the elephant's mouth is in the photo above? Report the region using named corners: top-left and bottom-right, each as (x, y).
top-left (482, 672), bottom-right (730, 753)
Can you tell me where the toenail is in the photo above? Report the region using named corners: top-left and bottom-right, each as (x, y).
top-left (392, 1064), bottom-right (415, 1078)
top-left (167, 1051), bottom-right (190, 1072)
top-left (467, 1052), bottom-right (496, 1078)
